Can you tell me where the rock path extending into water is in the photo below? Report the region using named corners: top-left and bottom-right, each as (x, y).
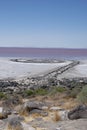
top-left (0, 59), bottom-right (85, 93)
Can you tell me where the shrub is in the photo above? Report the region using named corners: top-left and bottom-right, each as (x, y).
top-left (35, 88), bottom-right (48, 95)
top-left (77, 85), bottom-right (87, 104)
top-left (24, 88), bottom-right (48, 96)
top-left (25, 90), bottom-right (34, 96)
top-left (49, 86), bottom-right (67, 96)
top-left (0, 92), bottom-right (7, 99)
top-left (24, 86), bottom-right (67, 97)
top-left (56, 87), bottom-right (66, 93)
top-left (69, 87), bottom-right (81, 98)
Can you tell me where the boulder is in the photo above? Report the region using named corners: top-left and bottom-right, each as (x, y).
top-left (20, 101), bottom-right (45, 115)
top-left (29, 109), bottom-right (48, 117)
top-left (22, 101), bottom-right (44, 111)
top-left (7, 117), bottom-right (24, 130)
top-left (2, 95), bottom-right (23, 108)
top-left (22, 122), bottom-right (36, 130)
top-left (0, 120), bottom-right (6, 130)
top-left (8, 115), bottom-right (25, 122)
top-left (2, 95), bottom-right (23, 116)
top-left (68, 105), bottom-right (87, 120)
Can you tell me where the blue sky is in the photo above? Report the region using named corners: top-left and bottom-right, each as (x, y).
top-left (0, 0), bottom-right (87, 48)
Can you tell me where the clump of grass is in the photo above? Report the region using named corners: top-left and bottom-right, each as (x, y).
top-left (24, 88), bottom-right (48, 96)
top-left (63, 101), bottom-right (77, 110)
top-left (7, 124), bottom-right (23, 130)
top-left (49, 86), bottom-right (67, 96)
top-left (53, 112), bottom-right (61, 122)
top-left (68, 87), bottom-right (81, 98)
top-left (77, 85), bottom-right (87, 104)
top-left (35, 88), bottom-right (48, 95)
top-left (0, 92), bottom-right (7, 99)
top-left (25, 89), bottom-right (34, 96)
top-left (24, 86), bottom-right (67, 97)
top-left (19, 106), bottom-right (29, 116)
top-left (55, 87), bottom-right (67, 93)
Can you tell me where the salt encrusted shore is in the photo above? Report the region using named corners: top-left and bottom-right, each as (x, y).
top-left (0, 58), bottom-right (87, 80)
top-left (0, 58), bottom-right (87, 94)
top-left (0, 58), bottom-right (71, 80)
top-left (58, 60), bottom-right (87, 79)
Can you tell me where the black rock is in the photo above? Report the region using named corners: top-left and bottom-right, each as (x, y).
top-left (68, 105), bottom-right (87, 120)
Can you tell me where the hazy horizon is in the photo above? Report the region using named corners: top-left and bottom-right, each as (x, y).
top-left (0, 46), bottom-right (87, 49)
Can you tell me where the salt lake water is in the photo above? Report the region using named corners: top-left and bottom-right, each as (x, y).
top-left (0, 47), bottom-right (87, 60)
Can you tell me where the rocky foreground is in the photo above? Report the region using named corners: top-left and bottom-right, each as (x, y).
top-left (0, 94), bottom-right (87, 130)
top-left (0, 59), bottom-right (87, 129)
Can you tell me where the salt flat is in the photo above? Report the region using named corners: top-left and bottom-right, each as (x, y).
top-left (58, 60), bottom-right (87, 79)
top-left (0, 58), bottom-right (87, 80)
top-left (0, 58), bottom-right (71, 80)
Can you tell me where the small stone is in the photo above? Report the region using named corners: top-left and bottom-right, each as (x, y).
top-left (41, 106), bottom-right (48, 110)
top-left (50, 107), bottom-right (63, 111)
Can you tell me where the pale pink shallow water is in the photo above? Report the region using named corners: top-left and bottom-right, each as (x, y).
top-left (0, 47), bottom-right (87, 59)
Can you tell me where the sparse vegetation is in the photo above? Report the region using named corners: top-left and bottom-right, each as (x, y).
top-left (7, 124), bottom-right (23, 130)
top-left (24, 88), bottom-right (48, 96)
top-left (77, 85), bottom-right (87, 104)
top-left (68, 87), bottom-right (81, 98)
top-left (35, 88), bottom-right (48, 95)
top-left (49, 86), bottom-right (67, 96)
top-left (25, 89), bottom-right (34, 96)
top-left (0, 92), bottom-right (7, 99)
top-left (55, 86), bottom-right (67, 93)
top-left (24, 86), bottom-right (67, 97)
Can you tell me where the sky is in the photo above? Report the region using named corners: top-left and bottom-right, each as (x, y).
top-left (0, 0), bottom-right (87, 48)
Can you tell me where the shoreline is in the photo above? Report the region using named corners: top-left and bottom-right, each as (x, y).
top-left (0, 58), bottom-right (71, 80)
top-left (0, 58), bottom-right (86, 94)
top-left (0, 58), bottom-right (87, 80)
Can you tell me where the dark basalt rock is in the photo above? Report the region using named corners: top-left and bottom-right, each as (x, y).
top-left (68, 105), bottom-right (87, 120)
top-left (29, 109), bottom-right (48, 117)
top-left (2, 95), bottom-right (23, 117)
top-left (22, 101), bottom-right (45, 111)
top-left (20, 101), bottom-right (46, 116)
top-left (7, 117), bottom-right (24, 130)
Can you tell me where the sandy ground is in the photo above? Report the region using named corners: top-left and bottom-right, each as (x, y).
top-left (0, 58), bottom-right (71, 80)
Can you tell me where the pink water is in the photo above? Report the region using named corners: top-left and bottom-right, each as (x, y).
top-left (0, 47), bottom-right (87, 60)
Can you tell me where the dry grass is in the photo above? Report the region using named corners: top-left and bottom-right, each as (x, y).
top-left (19, 109), bottom-right (29, 117)
top-left (24, 116), bottom-right (33, 123)
top-left (0, 113), bottom-right (3, 119)
top-left (63, 99), bottom-right (78, 110)
top-left (14, 104), bottom-right (22, 112)
top-left (19, 106), bottom-right (29, 117)
top-left (32, 113), bottom-right (41, 118)
top-left (36, 128), bottom-right (47, 130)
top-left (52, 112), bottom-right (61, 122)
top-left (0, 113), bottom-right (8, 119)
top-left (7, 124), bottom-right (23, 130)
